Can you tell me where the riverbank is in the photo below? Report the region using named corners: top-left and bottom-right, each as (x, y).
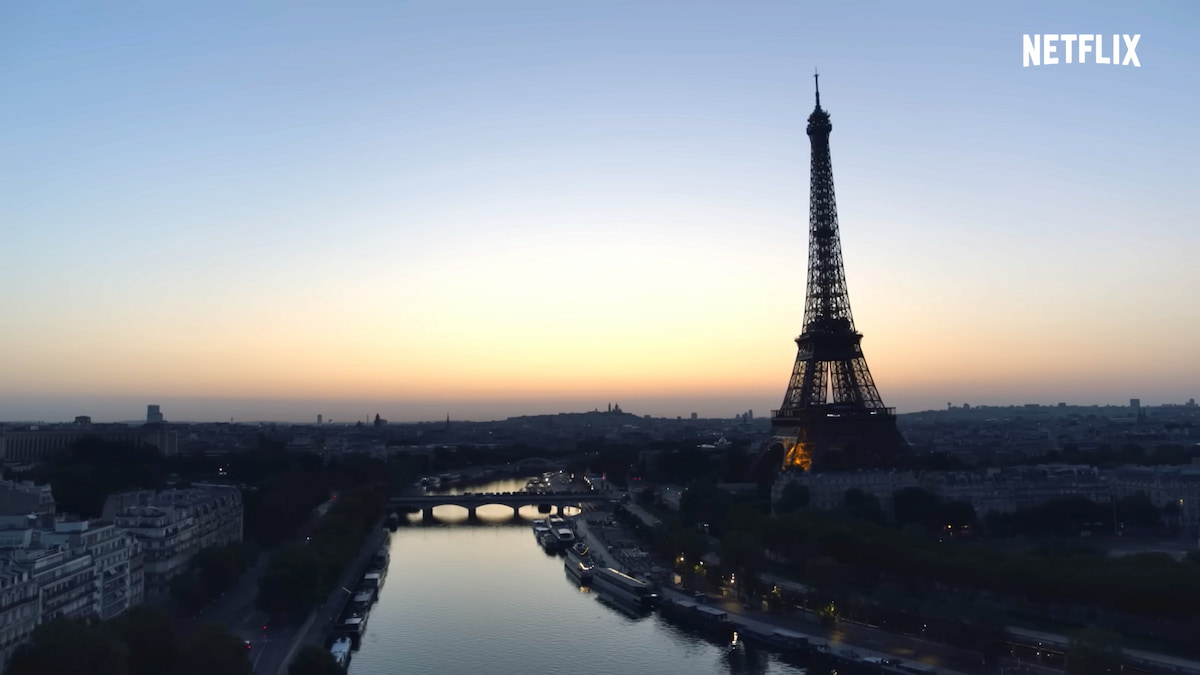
top-left (278, 518), bottom-right (390, 675)
top-left (572, 509), bottom-right (997, 675)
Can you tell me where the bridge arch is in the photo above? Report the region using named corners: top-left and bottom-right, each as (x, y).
top-left (513, 457), bottom-right (556, 469)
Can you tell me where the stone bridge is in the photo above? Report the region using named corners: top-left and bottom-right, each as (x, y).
top-left (387, 491), bottom-right (612, 519)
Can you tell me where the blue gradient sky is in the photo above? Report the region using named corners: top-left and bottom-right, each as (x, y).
top-left (3, 1), bottom-right (1198, 423)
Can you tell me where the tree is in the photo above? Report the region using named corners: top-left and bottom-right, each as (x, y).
top-left (720, 530), bottom-right (764, 602)
top-left (109, 606), bottom-right (178, 675)
top-left (5, 617), bottom-right (128, 675)
top-left (775, 482), bottom-right (810, 515)
top-left (892, 487), bottom-right (941, 529)
top-left (288, 645), bottom-right (345, 675)
top-left (170, 568), bottom-right (209, 612)
top-left (175, 624), bottom-right (252, 675)
top-left (843, 489), bottom-right (886, 525)
top-left (34, 437), bottom-right (166, 517)
top-left (259, 544), bottom-right (325, 616)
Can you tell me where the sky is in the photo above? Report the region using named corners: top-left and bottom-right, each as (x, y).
top-left (2, 1), bottom-right (1198, 423)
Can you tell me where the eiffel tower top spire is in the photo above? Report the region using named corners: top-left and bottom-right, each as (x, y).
top-left (814, 69), bottom-right (820, 109)
top-left (778, 80), bottom-right (887, 413)
top-left (802, 76), bottom-right (852, 336)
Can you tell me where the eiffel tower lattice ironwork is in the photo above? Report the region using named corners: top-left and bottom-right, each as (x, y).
top-left (758, 75), bottom-right (908, 477)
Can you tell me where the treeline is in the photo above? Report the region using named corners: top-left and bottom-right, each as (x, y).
top-left (169, 541), bottom-right (257, 612)
top-left (5, 608), bottom-right (250, 675)
top-left (1043, 442), bottom-right (1200, 468)
top-left (984, 493), bottom-right (1163, 537)
top-left (778, 484), bottom-right (1171, 539)
top-left (20, 437), bottom-right (167, 517)
top-left (669, 484), bottom-right (1200, 622)
top-left (258, 485), bottom-right (386, 616)
top-left (761, 509), bottom-right (1200, 619)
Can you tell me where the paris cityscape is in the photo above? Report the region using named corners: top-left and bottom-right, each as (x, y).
top-left (2, 2), bottom-right (1198, 675)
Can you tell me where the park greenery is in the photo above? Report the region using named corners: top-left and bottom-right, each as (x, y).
top-left (4, 609), bottom-right (250, 675)
top-left (258, 485), bottom-right (386, 616)
top-left (632, 479), bottom-right (1200, 660)
top-left (169, 541), bottom-right (258, 612)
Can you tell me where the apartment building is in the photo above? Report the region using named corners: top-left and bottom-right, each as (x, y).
top-left (105, 485), bottom-right (242, 598)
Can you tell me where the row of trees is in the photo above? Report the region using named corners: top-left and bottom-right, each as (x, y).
top-left (169, 541), bottom-right (258, 612)
top-left (1043, 442), bottom-right (1200, 469)
top-left (20, 437), bottom-right (167, 517)
top-left (783, 500), bottom-right (1200, 620)
top-left (5, 609), bottom-right (250, 675)
top-left (650, 480), bottom-right (1200, 653)
top-left (778, 483), bottom-right (1171, 539)
top-left (258, 485), bottom-right (386, 616)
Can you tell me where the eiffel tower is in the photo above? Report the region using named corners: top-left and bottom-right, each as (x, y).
top-left (754, 75), bottom-right (909, 478)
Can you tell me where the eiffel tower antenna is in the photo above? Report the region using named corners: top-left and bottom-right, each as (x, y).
top-left (749, 80), bottom-right (909, 480)
top-left (814, 68), bottom-right (820, 108)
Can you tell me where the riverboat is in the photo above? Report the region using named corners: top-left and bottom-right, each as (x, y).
top-left (362, 567), bottom-right (386, 594)
top-left (351, 586), bottom-right (375, 608)
top-left (657, 597), bottom-right (731, 633)
top-left (329, 637), bottom-right (352, 667)
top-left (538, 531), bottom-right (562, 553)
top-left (338, 612), bottom-right (369, 647)
top-left (741, 626), bottom-right (810, 654)
top-left (590, 567), bottom-right (658, 611)
top-left (370, 545), bottom-right (389, 572)
top-left (563, 541), bottom-right (595, 582)
top-left (552, 527), bottom-right (576, 545)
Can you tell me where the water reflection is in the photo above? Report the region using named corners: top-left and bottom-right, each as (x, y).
top-left (354, 480), bottom-right (813, 675)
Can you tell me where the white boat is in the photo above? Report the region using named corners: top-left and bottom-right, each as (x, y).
top-left (590, 567), bottom-right (658, 610)
top-left (564, 543), bottom-right (596, 583)
top-left (330, 637), bottom-right (352, 667)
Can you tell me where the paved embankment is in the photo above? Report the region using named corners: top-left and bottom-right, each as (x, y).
top-left (570, 510), bottom-right (993, 675)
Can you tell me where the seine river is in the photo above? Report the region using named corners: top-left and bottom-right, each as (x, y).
top-left (345, 479), bottom-right (824, 675)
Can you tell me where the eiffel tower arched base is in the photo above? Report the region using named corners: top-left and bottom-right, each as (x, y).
top-left (747, 409), bottom-right (909, 484)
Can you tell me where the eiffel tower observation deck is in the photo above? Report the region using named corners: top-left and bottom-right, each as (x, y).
top-left (755, 76), bottom-right (910, 478)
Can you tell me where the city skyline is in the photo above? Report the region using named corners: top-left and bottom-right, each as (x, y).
top-left (4, 2), bottom-right (1198, 423)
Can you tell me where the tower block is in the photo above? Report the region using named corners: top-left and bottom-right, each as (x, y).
top-left (757, 76), bottom-right (909, 478)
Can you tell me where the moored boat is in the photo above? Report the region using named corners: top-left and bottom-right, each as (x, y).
top-left (563, 542), bottom-right (596, 583)
top-left (658, 597), bottom-right (731, 633)
top-left (590, 567), bottom-right (658, 611)
top-left (741, 626), bottom-right (811, 654)
top-left (538, 531), bottom-right (561, 553)
top-left (329, 636), bottom-right (352, 667)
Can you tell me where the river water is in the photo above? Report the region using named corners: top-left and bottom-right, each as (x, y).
top-left (347, 479), bottom-right (820, 675)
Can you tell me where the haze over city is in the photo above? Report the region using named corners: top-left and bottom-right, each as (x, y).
top-left (3, 1), bottom-right (1198, 423)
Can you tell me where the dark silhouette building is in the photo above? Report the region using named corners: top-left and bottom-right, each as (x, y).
top-left (754, 76), bottom-right (909, 480)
